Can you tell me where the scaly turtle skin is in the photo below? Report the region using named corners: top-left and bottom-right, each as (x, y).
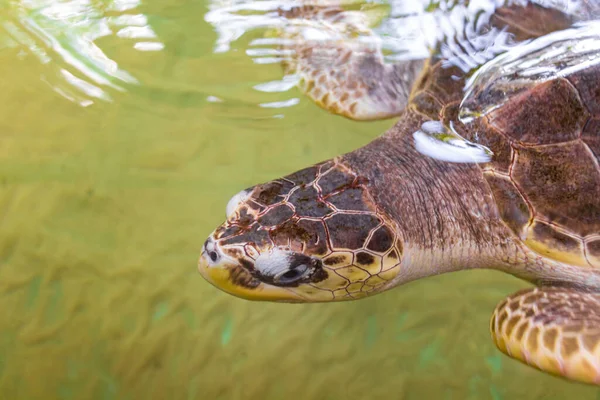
top-left (199, 0), bottom-right (600, 385)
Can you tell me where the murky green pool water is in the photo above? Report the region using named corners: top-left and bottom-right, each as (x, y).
top-left (0, 0), bottom-right (599, 399)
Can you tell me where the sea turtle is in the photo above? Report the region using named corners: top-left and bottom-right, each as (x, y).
top-left (198, 0), bottom-right (600, 385)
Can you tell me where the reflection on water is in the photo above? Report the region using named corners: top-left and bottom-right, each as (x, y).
top-left (203, 0), bottom-right (532, 113)
top-left (205, 0), bottom-right (599, 115)
top-left (461, 19), bottom-right (600, 122)
top-left (0, 0), bottom-right (164, 106)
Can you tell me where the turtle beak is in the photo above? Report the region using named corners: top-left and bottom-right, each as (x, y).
top-left (198, 241), bottom-right (306, 302)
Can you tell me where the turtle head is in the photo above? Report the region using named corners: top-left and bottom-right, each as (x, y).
top-left (198, 160), bottom-right (404, 302)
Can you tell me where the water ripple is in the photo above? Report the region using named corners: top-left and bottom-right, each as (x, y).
top-left (205, 0), bottom-right (599, 117)
top-left (0, 0), bottom-right (165, 107)
top-left (460, 19), bottom-right (600, 123)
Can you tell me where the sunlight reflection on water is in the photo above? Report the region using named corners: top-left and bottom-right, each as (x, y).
top-left (202, 0), bottom-right (523, 111)
top-left (461, 19), bottom-right (600, 122)
top-left (204, 0), bottom-right (599, 115)
top-left (0, 0), bottom-right (165, 107)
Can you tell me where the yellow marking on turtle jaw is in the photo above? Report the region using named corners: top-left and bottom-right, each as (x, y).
top-left (346, 282), bottom-right (364, 293)
top-left (294, 286), bottom-right (336, 302)
top-left (381, 250), bottom-right (400, 272)
top-left (378, 267), bottom-right (400, 281)
top-left (198, 257), bottom-right (305, 302)
top-left (336, 265), bottom-right (371, 282)
top-left (314, 272), bottom-right (350, 291)
top-left (364, 275), bottom-right (387, 287)
top-left (322, 251), bottom-right (353, 268)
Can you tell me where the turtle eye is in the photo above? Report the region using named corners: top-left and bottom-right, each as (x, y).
top-left (274, 264), bottom-right (309, 284)
top-left (255, 250), bottom-right (319, 286)
top-left (203, 238), bottom-right (221, 264)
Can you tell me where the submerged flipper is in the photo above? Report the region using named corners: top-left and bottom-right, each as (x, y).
top-left (276, 4), bottom-right (424, 120)
top-left (491, 287), bottom-right (600, 385)
top-left (273, 1), bottom-right (524, 121)
top-left (274, 0), bottom-right (599, 121)
top-left (284, 38), bottom-right (424, 120)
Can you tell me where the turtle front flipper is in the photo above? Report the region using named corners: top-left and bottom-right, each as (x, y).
top-left (277, 5), bottom-right (424, 120)
top-left (491, 287), bottom-right (600, 385)
top-left (287, 40), bottom-right (424, 120)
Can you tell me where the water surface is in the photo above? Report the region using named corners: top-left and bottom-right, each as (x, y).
top-left (0, 0), bottom-right (599, 399)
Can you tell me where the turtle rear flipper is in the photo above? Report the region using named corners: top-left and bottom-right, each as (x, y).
top-left (491, 287), bottom-right (600, 385)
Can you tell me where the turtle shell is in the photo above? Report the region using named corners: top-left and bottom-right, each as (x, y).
top-left (409, 7), bottom-right (600, 268)
top-left (473, 66), bottom-right (600, 268)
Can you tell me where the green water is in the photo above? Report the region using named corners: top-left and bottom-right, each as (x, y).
top-left (0, 0), bottom-right (599, 399)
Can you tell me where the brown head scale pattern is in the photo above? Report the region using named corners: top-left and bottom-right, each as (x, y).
top-left (199, 159), bottom-right (403, 302)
